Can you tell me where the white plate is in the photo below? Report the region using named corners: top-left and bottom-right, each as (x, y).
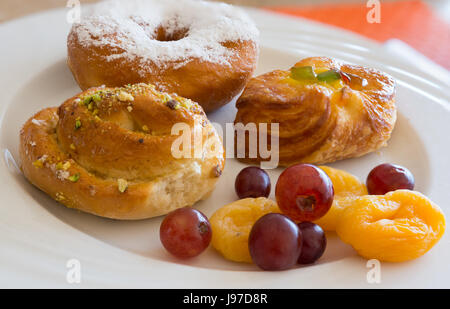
top-left (0, 7), bottom-right (449, 288)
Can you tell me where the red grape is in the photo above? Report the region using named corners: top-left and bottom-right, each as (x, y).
top-left (248, 213), bottom-right (302, 270)
top-left (366, 163), bottom-right (415, 195)
top-left (160, 207), bottom-right (212, 259)
top-left (275, 164), bottom-right (334, 222)
top-left (297, 222), bottom-right (327, 264)
top-left (235, 166), bottom-right (271, 199)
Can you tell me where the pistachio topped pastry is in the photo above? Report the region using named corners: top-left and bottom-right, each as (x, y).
top-left (234, 56), bottom-right (396, 166)
top-left (20, 83), bottom-right (224, 219)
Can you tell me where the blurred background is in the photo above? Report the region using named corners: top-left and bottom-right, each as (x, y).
top-left (1, 0), bottom-right (449, 21)
top-left (1, 0), bottom-right (448, 69)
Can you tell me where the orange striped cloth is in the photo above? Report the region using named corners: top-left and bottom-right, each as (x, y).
top-left (266, 0), bottom-right (450, 69)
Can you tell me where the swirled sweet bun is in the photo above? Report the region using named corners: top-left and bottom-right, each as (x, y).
top-left (20, 84), bottom-right (224, 220)
top-left (67, 0), bottom-right (259, 112)
top-left (234, 57), bottom-right (397, 166)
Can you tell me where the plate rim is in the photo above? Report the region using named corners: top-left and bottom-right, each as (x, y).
top-left (0, 6), bottom-right (449, 288)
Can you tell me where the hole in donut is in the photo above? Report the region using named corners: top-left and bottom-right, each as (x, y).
top-left (154, 26), bottom-right (189, 42)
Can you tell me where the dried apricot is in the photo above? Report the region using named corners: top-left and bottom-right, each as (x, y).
top-left (336, 190), bottom-right (446, 262)
top-left (314, 166), bottom-right (367, 231)
top-left (210, 197), bottom-right (280, 263)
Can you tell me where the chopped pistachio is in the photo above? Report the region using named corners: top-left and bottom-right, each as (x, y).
top-left (56, 161), bottom-right (71, 170)
top-left (83, 96), bottom-right (92, 106)
top-left (55, 192), bottom-right (65, 201)
top-left (87, 102), bottom-right (93, 111)
top-left (68, 173), bottom-right (80, 182)
top-left (118, 178), bottom-right (128, 193)
top-left (179, 99), bottom-right (193, 109)
top-left (94, 115), bottom-right (101, 122)
top-left (118, 91), bottom-right (134, 102)
top-left (166, 99), bottom-right (180, 110)
top-left (290, 66), bottom-right (316, 80)
top-left (142, 125), bottom-right (149, 132)
top-left (62, 161), bottom-right (71, 170)
top-left (32, 160), bottom-right (44, 168)
top-left (92, 109), bottom-right (99, 116)
top-left (75, 118), bottom-right (81, 130)
top-left (161, 94), bottom-right (172, 102)
top-left (32, 155), bottom-right (47, 168)
top-left (317, 69), bottom-right (341, 82)
top-left (92, 93), bottom-right (101, 103)
top-left (70, 143), bottom-right (76, 150)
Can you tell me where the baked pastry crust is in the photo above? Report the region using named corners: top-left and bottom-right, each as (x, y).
top-left (234, 57), bottom-right (397, 166)
top-left (20, 84), bottom-right (224, 219)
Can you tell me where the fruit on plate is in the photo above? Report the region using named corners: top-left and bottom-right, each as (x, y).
top-left (366, 163), bottom-right (415, 195)
top-left (210, 197), bottom-right (280, 263)
top-left (275, 164), bottom-right (334, 222)
top-left (249, 213), bottom-right (302, 270)
top-left (235, 166), bottom-right (271, 199)
top-left (314, 166), bottom-right (368, 231)
top-left (297, 222), bottom-right (327, 264)
top-left (160, 207), bottom-right (212, 259)
top-left (336, 190), bottom-right (446, 262)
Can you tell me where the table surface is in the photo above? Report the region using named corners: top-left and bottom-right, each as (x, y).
top-left (1, 0), bottom-right (448, 69)
top-left (1, 0), bottom-right (449, 23)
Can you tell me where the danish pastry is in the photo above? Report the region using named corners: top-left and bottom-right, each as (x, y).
top-left (234, 57), bottom-right (396, 166)
top-left (20, 84), bottom-right (224, 219)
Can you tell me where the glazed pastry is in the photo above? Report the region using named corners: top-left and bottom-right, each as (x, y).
top-left (234, 57), bottom-right (396, 166)
top-left (20, 84), bottom-right (224, 220)
top-left (67, 0), bottom-right (259, 112)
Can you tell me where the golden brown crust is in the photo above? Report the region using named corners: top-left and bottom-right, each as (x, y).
top-left (234, 57), bottom-right (397, 166)
top-left (67, 29), bottom-right (258, 113)
top-left (20, 84), bottom-right (224, 219)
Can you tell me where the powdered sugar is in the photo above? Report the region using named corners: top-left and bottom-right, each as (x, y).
top-left (70, 0), bottom-right (259, 74)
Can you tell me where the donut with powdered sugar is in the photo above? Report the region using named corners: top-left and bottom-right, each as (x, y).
top-left (67, 0), bottom-right (259, 112)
